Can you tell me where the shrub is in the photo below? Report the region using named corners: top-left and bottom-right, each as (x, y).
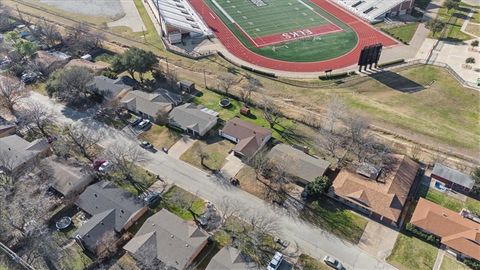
top-left (464, 258), bottom-right (480, 270)
top-left (405, 223), bottom-right (441, 246)
top-left (466, 57), bottom-right (476, 64)
top-left (471, 40), bottom-right (479, 47)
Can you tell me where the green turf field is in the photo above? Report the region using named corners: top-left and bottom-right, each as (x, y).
top-left (214, 0), bottom-right (330, 37)
top-left (205, 0), bottom-right (358, 62)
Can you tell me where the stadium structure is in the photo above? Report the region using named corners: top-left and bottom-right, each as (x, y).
top-left (147, 0), bottom-right (412, 73)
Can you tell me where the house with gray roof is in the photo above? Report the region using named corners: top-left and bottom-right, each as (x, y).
top-left (267, 144), bottom-right (331, 185)
top-left (431, 163), bottom-right (475, 194)
top-left (206, 247), bottom-right (256, 270)
top-left (87, 76), bottom-right (132, 101)
top-left (45, 157), bottom-right (94, 198)
top-left (0, 134), bottom-right (50, 173)
top-left (75, 181), bottom-right (147, 252)
top-left (121, 89), bottom-right (182, 121)
top-left (168, 103), bottom-right (218, 137)
top-left (124, 209), bottom-right (209, 270)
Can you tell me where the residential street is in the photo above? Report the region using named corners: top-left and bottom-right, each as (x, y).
top-left (26, 92), bottom-right (396, 270)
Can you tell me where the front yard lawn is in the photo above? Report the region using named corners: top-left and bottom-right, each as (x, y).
top-left (180, 136), bottom-right (233, 171)
top-left (159, 186), bottom-right (206, 220)
top-left (387, 233), bottom-right (438, 270)
top-left (300, 197), bottom-right (368, 243)
top-left (112, 165), bottom-right (158, 195)
top-left (296, 254), bottom-right (330, 270)
top-left (440, 255), bottom-right (470, 270)
top-left (138, 124), bottom-right (182, 149)
top-left (425, 188), bottom-right (480, 214)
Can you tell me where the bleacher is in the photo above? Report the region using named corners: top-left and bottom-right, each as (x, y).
top-left (151, 0), bottom-right (212, 37)
top-left (333, 0), bottom-right (409, 23)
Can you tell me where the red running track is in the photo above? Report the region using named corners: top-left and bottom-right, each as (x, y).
top-left (190, 0), bottom-right (397, 72)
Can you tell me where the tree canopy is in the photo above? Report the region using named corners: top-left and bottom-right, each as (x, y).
top-left (45, 66), bottom-right (93, 103)
top-left (111, 47), bottom-right (158, 82)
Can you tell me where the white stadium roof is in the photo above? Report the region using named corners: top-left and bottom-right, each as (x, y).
top-left (333, 0), bottom-right (407, 22)
top-left (152, 0), bottom-right (212, 36)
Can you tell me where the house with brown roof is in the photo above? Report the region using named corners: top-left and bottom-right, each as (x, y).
top-left (329, 154), bottom-right (419, 227)
top-left (219, 118), bottom-right (272, 160)
top-left (411, 198), bottom-right (480, 261)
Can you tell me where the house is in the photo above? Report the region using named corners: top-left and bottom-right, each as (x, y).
top-left (0, 135), bottom-right (50, 173)
top-left (45, 157), bottom-right (94, 198)
top-left (65, 59), bottom-right (109, 74)
top-left (124, 209), bottom-right (209, 270)
top-left (219, 118), bottom-right (272, 159)
top-left (121, 89), bottom-right (182, 121)
top-left (86, 76), bottom-right (132, 101)
top-left (267, 144), bottom-right (330, 185)
top-left (168, 103), bottom-right (218, 137)
top-left (75, 181), bottom-right (147, 252)
top-left (206, 246), bottom-right (256, 270)
top-left (34, 50), bottom-right (70, 73)
top-left (329, 154), bottom-right (419, 227)
top-left (431, 163), bottom-right (474, 195)
top-left (0, 122), bottom-right (15, 138)
top-left (411, 198), bottom-right (480, 261)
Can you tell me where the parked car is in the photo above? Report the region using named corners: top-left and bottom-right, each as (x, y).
top-left (131, 118), bottom-right (142, 127)
top-left (140, 192), bottom-right (160, 206)
top-left (267, 252), bottom-right (284, 270)
top-left (92, 159), bottom-right (106, 171)
top-left (275, 237), bottom-right (289, 249)
top-left (323, 256), bottom-right (344, 270)
top-left (140, 141), bottom-right (154, 149)
top-left (98, 160), bottom-right (112, 172)
top-left (137, 119), bottom-right (150, 129)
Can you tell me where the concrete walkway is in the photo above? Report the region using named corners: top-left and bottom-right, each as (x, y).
top-left (26, 92), bottom-right (397, 270)
top-left (219, 152), bottom-right (245, 179)
top-left (433, 248), bottom-right (445, 270)
top-left (168, 135), bottom-right (196, 159)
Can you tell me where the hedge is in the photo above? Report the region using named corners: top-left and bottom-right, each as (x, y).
top-left (405, 223), bottom-right (441, 246)
top-left (464, 258), bottom-right (480, 270)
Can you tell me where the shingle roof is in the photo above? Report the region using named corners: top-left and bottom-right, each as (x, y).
top-left (124, 209), bottom-right (208, 269)
top-left (432, 163), bottom-right (474, 189)
top-left (331, 154), bottom-right (419, 223)
top-left (221, 118), bottom-right (271, 158)
top-left (121, 90), bottom-right (173, 117)
top-left (411, 198), bottom-right (480, 260)
top-left (206, 247), bottom-right (256, 270)
top-left (0, 135), bottom-right (49, 171)
top-left (168, 103), bottom-right (218, 136)
top-left (87, 76), bottom-right (131, 100)
top-left (75, 209), bottom-right (116, 251)
top-left (76, 181), bottom-right (145, 232)
top-left (45, 157), bottom-right (93, 197)
top-left (267, 144), bottom-right (330, 183)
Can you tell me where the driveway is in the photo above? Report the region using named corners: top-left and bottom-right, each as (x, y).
top-left (358, 221), bottom-right (399, 261)
top-left (25, 92), bottom-right (397, 270)
top-left (219, 152), bottom-right (245, 179)
top-left (168, 135), bottom-right (196, 159)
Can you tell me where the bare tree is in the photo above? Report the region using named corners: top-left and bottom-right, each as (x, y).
top-left (0, 76), bottom-right (28, 116)
top-left (260, 96), bottom-right (281, 128)
top-left (217, 73), bottom-right (237, 95)
top-left (63, 124), bottom-right (102, 161)
top-left (240, 76), bottom-right (261, 104)
top-left (65, 22), bottom-right (103, 56)
top-left (324, 95), bottom-right (346, 132)
top-left (164, 68), bottom-right (178, 86)
top-left (95, 231), bottom-right (119, 260)
top-left (216, 197), bottom-right (242, 226)
top-left (0, 150), bottom-right (22, 189)
top-left (18, 101), bottom-right (55, 138)
top-left (35, 19), bottom-right (62, 48)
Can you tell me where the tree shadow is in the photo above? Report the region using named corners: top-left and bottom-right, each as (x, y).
top-left (369, 71), bottom-right (425, 93)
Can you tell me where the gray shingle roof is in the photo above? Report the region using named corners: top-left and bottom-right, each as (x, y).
top-left (121, 90), bottom-right (173, 118)
top-left (124, 209), bottom-right (208, 269)
top-left (87, 76), bottom-right (131, 100)
top-left (0, 135), bottom-right (49, 171)
top-left (75, 209), bottom-right (116, 251)
top-left (168, 103), bottom-right (218, 136)
top-left (206, 247), bottom-right (256, 270)
top-left (267, 144), bottom-right (330, 183)
top-left (46, 157), bottom-right (93, 197)
top-left (432, 163), bottom-right (474, 189)
top-left (76, 181), bottom-right (145, 232)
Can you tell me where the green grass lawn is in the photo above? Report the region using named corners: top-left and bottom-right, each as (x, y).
top-left (59, 243), bottom-right (93, 270)
top-left (382, 23), bottom-right (419, 43)
top-left (431, 5), bottom-right (473, 41)
top-left (300, 196), bottom-right (368, 243)
top-left (425, 188), bottom-right (480, 214)
top-left (440, 255), bottom-right (471, 270)
top-left (138, 124), bottom-right (182, 149)
top-left (180, 135), bottom-right (233, 171)
top-left (160, 186), bottom-right (206, 220)
top-left (296, 254), bottom-right (330, 270)
top-left (387, 233), bottom-right (438, 270)
top-left (471, 8), bottom-right (480, 23)
top-left (204, 0), bottom-right (357, 62)
top-left (113, 165), bottom-right (158, 195)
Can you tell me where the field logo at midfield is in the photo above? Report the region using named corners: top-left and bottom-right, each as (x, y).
top-left (282, 29), bottom-right (314, 40)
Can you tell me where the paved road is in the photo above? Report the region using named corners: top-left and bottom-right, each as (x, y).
top-left (27, 92), bottom-right (396, 270)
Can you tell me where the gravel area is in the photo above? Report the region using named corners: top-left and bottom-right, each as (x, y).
top-left (39, 0), bottom-right (124, 18)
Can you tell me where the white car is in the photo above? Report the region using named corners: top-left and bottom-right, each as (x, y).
top-left (323, 256), bottom-right (344, 270)
top-left (267, 252), bottom-right (284, 270)
top-left (98, 161), bottom-right (112, 172)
